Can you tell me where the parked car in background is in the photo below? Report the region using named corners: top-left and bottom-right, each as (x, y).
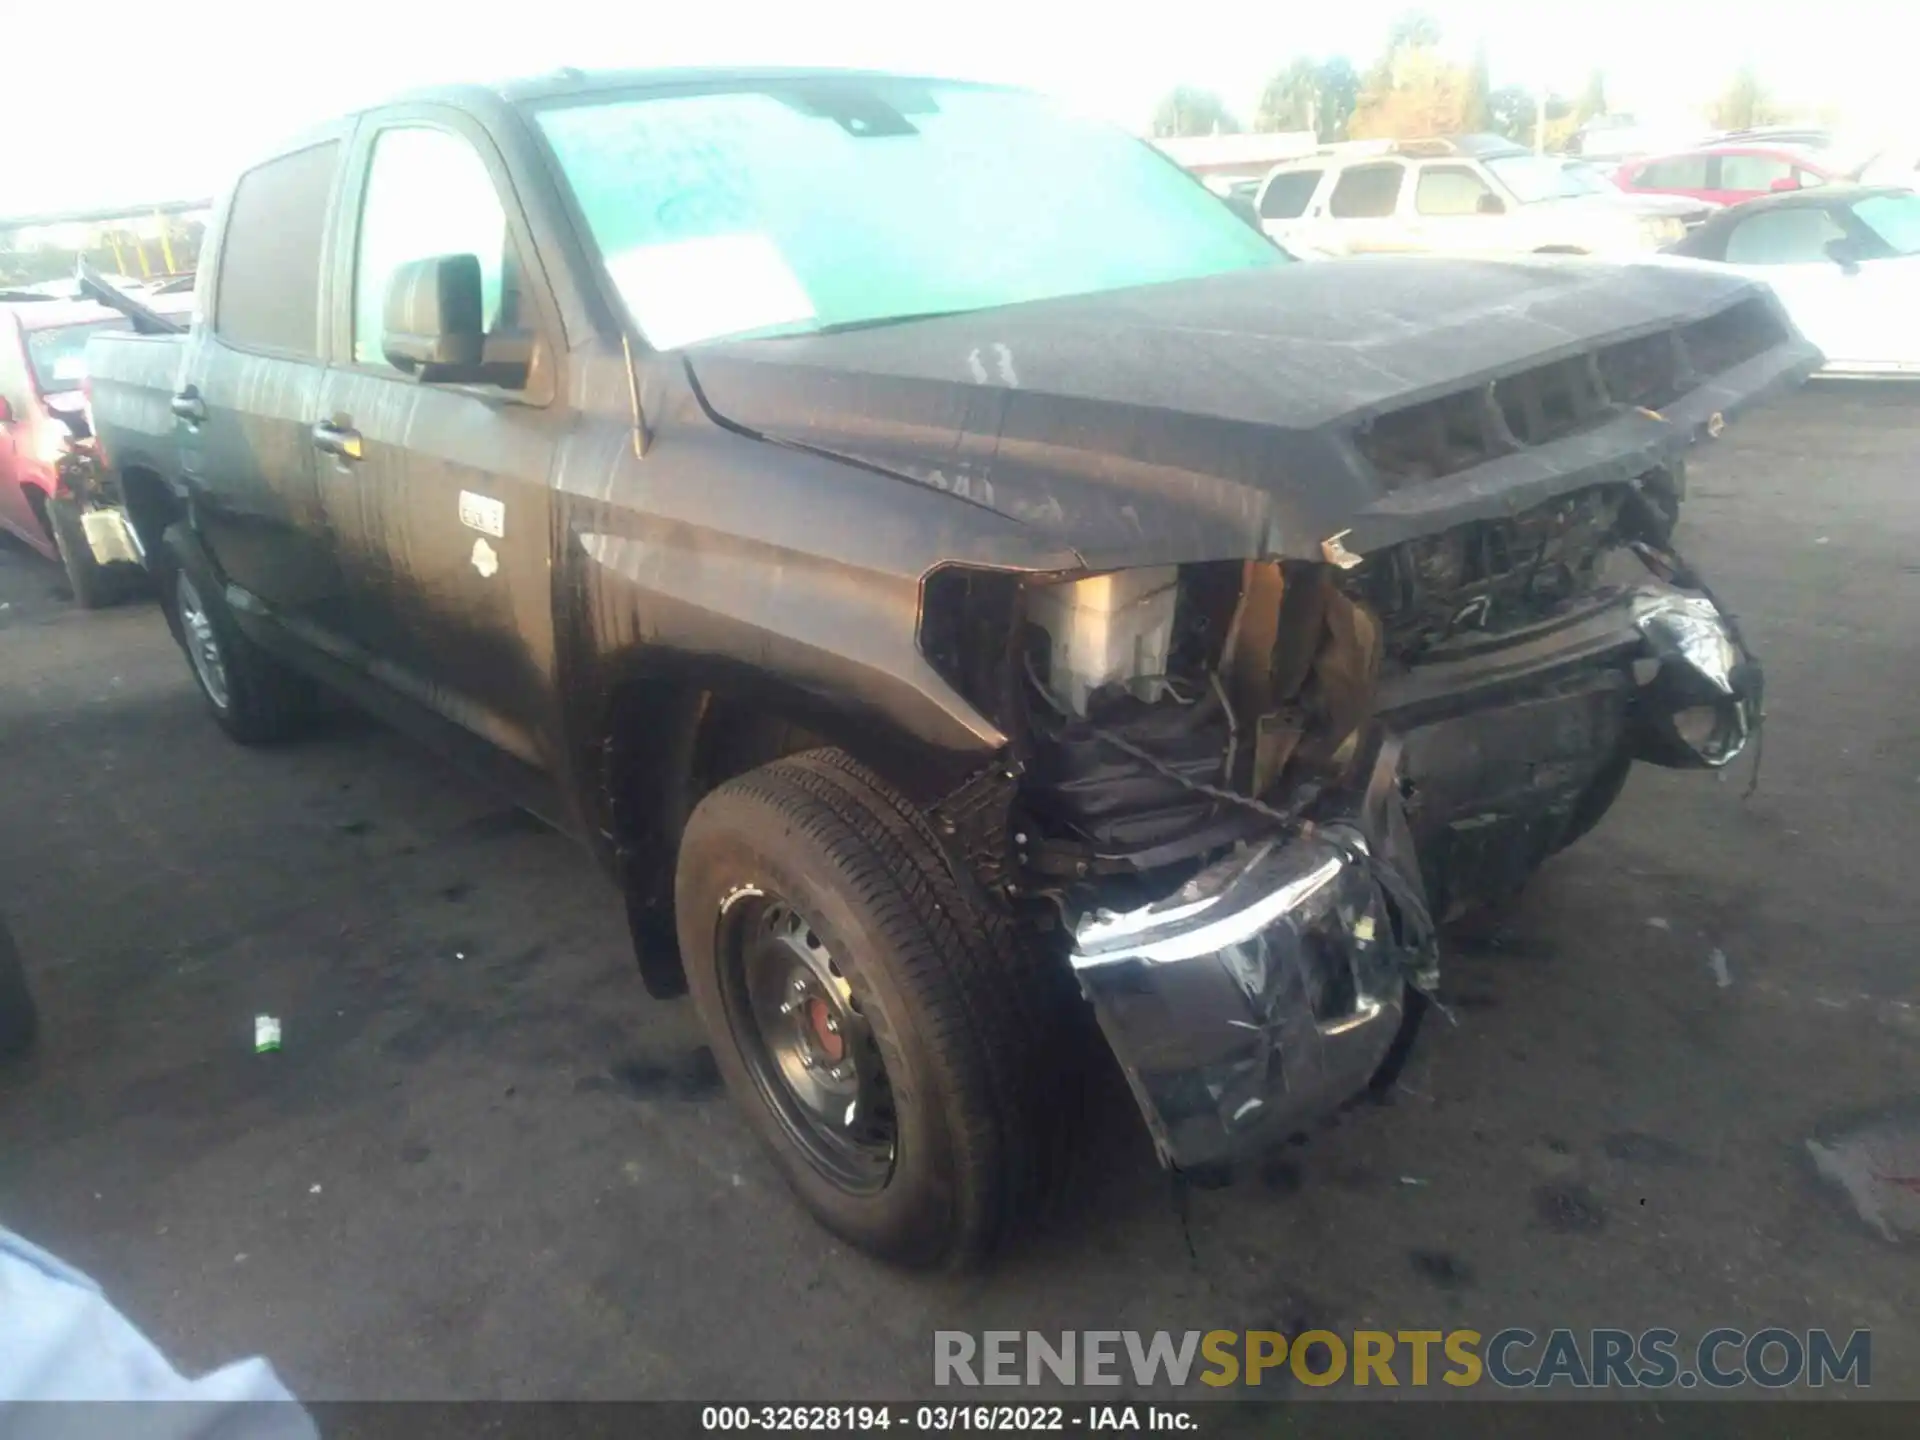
top-left (1255, 134), bottom-right (1689, 257)
top-left (1617, 145), bottom-right (1843, 207)
top-left (0, 289), bottom-right (192, 606)
top-left (1657, 186), bottom-right (1920, 379)
top-left (1559, 159), bottom-right (1719, 231)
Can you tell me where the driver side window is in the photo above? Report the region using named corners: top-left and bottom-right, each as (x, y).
top-left (1723, 208), bottom-right (1847, 264)
top-left (352, 126), bottom-right (518, 370)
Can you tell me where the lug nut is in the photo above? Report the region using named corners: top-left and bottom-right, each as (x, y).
top-left (825, 1017), bottom-right (840, 1035)
top-left (780, 999), bottom-right (800, 1016)
top-left (830, 1063), bottom-right (852, 1080)
top-left (799, 1054), bottom-right (816, 1069)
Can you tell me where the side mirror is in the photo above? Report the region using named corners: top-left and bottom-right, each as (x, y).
top-left (1825, 238), bottom-right (1862, 275)
top-left (1769, 177), bottom-right (1800, 193)
top-left (381, 255), bottom-right (486, 382)
top-left (1476, 193), bottom-right (1507, 215)
top-left (0, 397), bottom-right (12, 424)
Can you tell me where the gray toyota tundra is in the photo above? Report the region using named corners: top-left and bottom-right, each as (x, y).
top-left (85, 68), bottom-right (1810, 1268)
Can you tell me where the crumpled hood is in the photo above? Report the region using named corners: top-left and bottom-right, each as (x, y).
top-left (688, 255), bottom-right (1793, 567)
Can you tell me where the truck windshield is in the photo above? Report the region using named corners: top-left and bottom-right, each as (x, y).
top-left (25, 319), bottom-right (128, 393)
top-left (533, 80), bottom-right (1285, 350)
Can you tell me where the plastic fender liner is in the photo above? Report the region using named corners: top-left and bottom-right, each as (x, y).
top-left (1067, 730), bottom-right (1437, 1171)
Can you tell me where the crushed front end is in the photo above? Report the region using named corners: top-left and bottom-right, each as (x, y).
top-left (915, 294), bottom-right (1785, 1173)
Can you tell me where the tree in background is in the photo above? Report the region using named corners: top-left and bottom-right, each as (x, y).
top-left (1576, 70), bottom-right (1609, 123)
top-left (1708, 65), bottom-right (1785, 130)
top-left (1316, 57), bottom-right (1360, 140)
top-left (1255, 55), bottom-right (1360, 139)
top-left (1463, 43), bottom-right (1492, 133)
top-left (1350, 10), bottom-right (1473, 139)
top-left (1151, 85), bottom-right (1242, 138)
top-left (1485, 85), bottom-right (1575, 147)
top-left (1256, 58), bottom-right (1323, 133)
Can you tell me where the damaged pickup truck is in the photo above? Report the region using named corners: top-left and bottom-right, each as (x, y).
top-left (88, 69), bottom-right (1811, 1267)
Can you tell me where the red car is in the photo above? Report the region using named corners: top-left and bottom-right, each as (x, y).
top-left (1616, 145), bottom-right (1843, 207)
top-left (0, 296), bottom-right (172, 604)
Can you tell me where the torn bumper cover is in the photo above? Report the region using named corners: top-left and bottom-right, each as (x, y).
top-left (1068, 737), bottom-right (1438, 1171)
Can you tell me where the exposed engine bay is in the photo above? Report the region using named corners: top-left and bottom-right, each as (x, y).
top-left (923, 468), bottom-right (1763, 1171)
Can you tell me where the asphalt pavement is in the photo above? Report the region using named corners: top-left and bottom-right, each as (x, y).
top-left (1, 384), bottom-right (1915, 1401)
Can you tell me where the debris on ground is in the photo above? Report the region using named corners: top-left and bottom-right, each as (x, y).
top-left (1708, 949), bottom-right (1733, 988)
top-left (254, 1016), bottom-right (281, 1053)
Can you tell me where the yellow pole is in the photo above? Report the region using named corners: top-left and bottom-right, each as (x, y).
top-left (156, 211), bottom-right (179, 275)
top-left (133, 231), bottom-right (152, 278)
top-left (108, 234), bottom-right (128, 273)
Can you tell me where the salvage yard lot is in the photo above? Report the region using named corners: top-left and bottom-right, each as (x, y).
top-left (1, 384), bottom-right (1916, 1400)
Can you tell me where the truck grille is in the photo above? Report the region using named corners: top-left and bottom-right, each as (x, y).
top-left (1348, 484), bottom-right (1629, 664)
top-left (1353, 296), bottom-right (1785, 488)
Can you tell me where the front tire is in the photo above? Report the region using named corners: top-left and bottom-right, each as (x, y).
top-left (161, 525), bottom-right (316, 744)
top-left (675, 750), bottom-right (1061, 1269)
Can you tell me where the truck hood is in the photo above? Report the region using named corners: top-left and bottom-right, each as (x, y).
top-left (688, 256), bottom-right (1815, 568)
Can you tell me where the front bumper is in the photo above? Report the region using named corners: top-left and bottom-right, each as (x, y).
top-left (1069, 733), bottom-right (1437, 1171)
top-left (1068, 564), bottom-right (1758, 1172)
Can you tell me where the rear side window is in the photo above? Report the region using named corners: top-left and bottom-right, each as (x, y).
top-left (1415, 164), bottom-right (1497, 216)
top-left (1259, 170), bottom-right (1322, 219)
top-left (1328, 164), bottom-right (1404, 218)
top-left (1635, 156), bottom-right (1712, 189)
top-left (1719, 154), bottom-right (1795, 191)
top-left (214, 141), bottom-right (341, 357)
top-left (1723, 207), bottom-right (1848, 264)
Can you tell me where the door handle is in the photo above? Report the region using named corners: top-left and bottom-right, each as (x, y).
top-left (170, 389), bottom-right (206, 424)
top-left (311, 420), bottom-right (363, 462)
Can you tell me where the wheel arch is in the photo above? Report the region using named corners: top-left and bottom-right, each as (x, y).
top-left (588, 653), bottom-right (1004, 998)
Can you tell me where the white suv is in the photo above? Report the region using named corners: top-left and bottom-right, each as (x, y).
top-left (1255, 136), bottom-right (1689, 260)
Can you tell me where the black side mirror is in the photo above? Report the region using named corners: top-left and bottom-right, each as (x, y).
top-left (1477, 193), bottom-right (1507, 215)
top-left (0, 397), bottom-right (12, 424)
top-left (382, 254), bottom-right (486, 382)
top-left (1825, 238), bottom-right (1862, 275)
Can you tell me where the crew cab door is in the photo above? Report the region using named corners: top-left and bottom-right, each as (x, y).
top-left (1405, 161), bottom-right (1510, 256)
top-left (181, 137), bottom-right (350, 626)
top-left (313, 110), bottom-right (564, 773)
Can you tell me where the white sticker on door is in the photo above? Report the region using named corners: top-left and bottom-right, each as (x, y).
top-left (471, 537), bottom-right (499, 578)
top-left (459, 491), bottom-right (505, 538)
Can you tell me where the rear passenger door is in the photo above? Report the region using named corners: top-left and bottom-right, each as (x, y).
top-left (185, 136), bottom-right (351, 634)
top-left (1320, 162), bottom-right (1409, 254)
top-left (313, 110), bottom-right (565, 773)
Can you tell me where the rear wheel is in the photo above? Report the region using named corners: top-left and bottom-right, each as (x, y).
top-left (46, 495), bottom-right (119, 610)
top-left (162, 525), bottom-right (316, 744)
top-left (675, 750), bottom-right (1063, 1268)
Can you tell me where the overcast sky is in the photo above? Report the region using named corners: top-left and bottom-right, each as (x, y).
top-left (6, 0), bottom-right (1909, 215)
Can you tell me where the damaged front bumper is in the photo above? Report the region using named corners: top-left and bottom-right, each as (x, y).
top-left (1064, 567), bottom-right (1759, 1174)
top-left (1068, 734), bottom-right (1438, 1171)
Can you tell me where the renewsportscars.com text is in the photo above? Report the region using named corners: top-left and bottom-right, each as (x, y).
top-left (933, 1328), bottom-right (1871, 1390)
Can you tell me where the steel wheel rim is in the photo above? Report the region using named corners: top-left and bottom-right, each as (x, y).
top-left (719, 894), bottom-right (897, 1192)
top-left (175, 572), bottom-right (231, 711)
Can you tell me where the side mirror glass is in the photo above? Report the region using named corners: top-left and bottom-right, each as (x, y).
top-left (1825, 238), bottom-right (1863, 275)
top-left (381, 254), bottom-right (487, 382)
top-left (1476, 193), bottom-right (1507, 215)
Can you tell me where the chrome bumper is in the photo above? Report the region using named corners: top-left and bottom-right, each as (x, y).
top-left (1069, 735), bottom-right (1437, 1171)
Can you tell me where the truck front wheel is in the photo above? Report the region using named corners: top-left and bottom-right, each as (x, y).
top-left (675, 750), bottom-right (1059, 1269)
